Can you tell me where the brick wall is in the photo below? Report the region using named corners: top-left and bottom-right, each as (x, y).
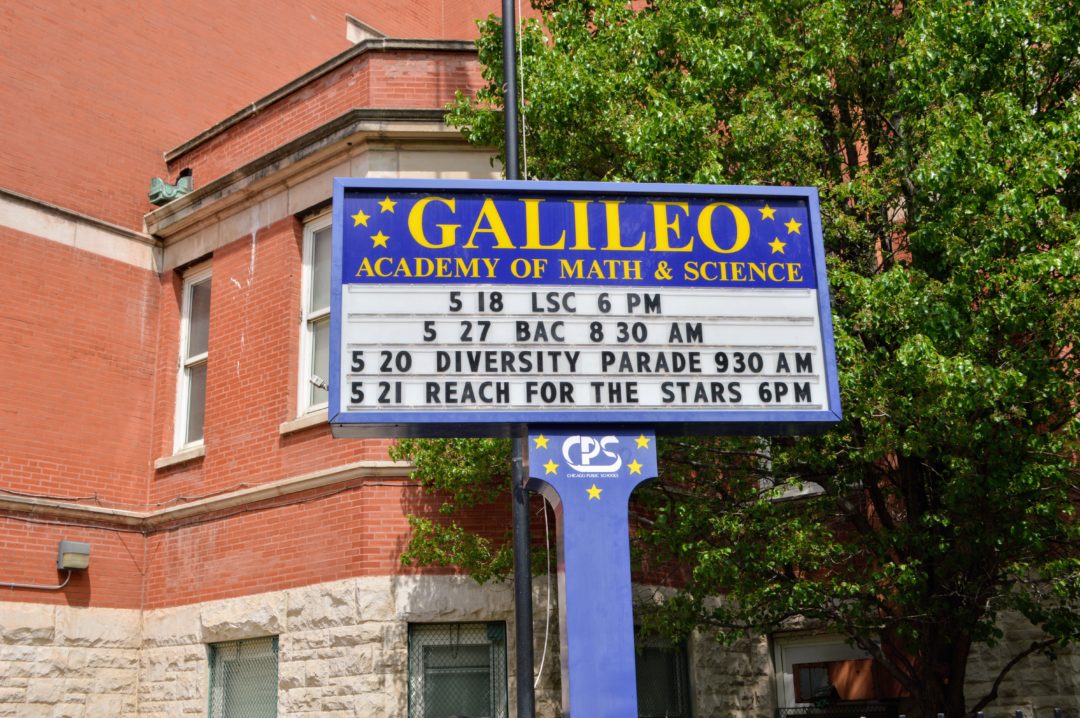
top-left (0, 227), bottom-right (158, 507)
top-left (0, 0), bottom-right (499, 230)
top-left (149, 218), bottom-right (391, 502)
top-left (135, 213), bottom-right (512, 609)
top-left (164, 48), bottom-right (485, 189)
top-left (0, 1), bottom-right (506, 617)
top-left (0, 519), bottom-right (144, 609)
top-left (141, 483), bottom-right (511, 609)
top-left (0, 1), bottom-right (347, 228)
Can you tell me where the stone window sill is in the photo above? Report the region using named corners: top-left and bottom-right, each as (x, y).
top-left (279, 409), bottom-right (328, 435)
top-left (154, 445), bottom-right (206, 470)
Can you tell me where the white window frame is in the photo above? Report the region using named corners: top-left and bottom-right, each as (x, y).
top-left (174, 264), bottom-right (211, 452)
top-left (298, 213), bottom-right (332, 415)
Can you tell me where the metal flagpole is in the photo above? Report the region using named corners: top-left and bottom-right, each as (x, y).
top-left (502, 1), bottom-right (535, 716)
top-left (502, 0), bottom-right (521, 183)
top-left (511, 438), bottom-right (535, 718)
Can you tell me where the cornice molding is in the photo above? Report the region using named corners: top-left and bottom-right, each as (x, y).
top-left (0, 460), bottom-right (414, 533)
top-left (0, 187), bottom-right (156, 245)
top-left (145, 108), bottom-right (464, 239)
top-left (0, 187), bottom-right (162, 270)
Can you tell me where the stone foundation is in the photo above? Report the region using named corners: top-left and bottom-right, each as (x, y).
top-left (1, 582), bottom-right (1076, 717)
top-left (687, 630), bottom-right (774, 718)
top-left (0, 603), bottom-right (140, 717)
top-left (965, 612), bottom-right (1080, 718)
top-left (139, 576), bottom-right (521, 717)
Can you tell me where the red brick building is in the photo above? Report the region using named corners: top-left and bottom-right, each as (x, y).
top-left (1, 3), bottom-right (1075, 716)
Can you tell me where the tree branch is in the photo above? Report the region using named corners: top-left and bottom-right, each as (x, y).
top-left (969, 638), bottom-right (1058, 715)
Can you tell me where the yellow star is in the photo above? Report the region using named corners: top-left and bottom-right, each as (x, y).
top-left (533, 434), bottom-right (549, 449)
top-left (587, 484), bottom-right (602, 500)
top-left (635, 434), bottom-right (650, 449)
top-left (785, 218), bottom-right (802, 235)
top-left (378, 196), bottom-right (397, 213)
top-left (768, 237), bottom-right (787, 254)
top-left (543, 459), bottom-right (559, 475)
top-left (351, 209), bottom-right (370, 227)
top-left (628, 459), bottom-right (643, 475)
top-left (759, 204), bottom-right (777, 220)
top-left (371, 231), bottom-right (389, 248)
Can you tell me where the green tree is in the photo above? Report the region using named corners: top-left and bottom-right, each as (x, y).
top-left (396, 1), bottom-right (1080, 716)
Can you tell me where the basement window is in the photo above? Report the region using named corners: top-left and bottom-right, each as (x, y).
top-left (408, 622), bottom-right (508, 718)
top-left (208, 636), bottom-right (278, 717)
top-left (636, 635), bottom-right (693, 717)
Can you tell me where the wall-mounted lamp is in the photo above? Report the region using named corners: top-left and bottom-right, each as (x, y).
top-left (0, 539), bottom-right (91, 590)
top-left (57, 540), bottom-right (91, 570)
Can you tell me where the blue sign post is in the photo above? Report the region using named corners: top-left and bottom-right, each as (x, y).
top-left (527, 428), bottom-right (658, 717)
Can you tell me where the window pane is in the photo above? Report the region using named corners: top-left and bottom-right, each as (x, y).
top-left (210, 637), bottom-right (278, 718)
top-left (310, 225), bottom-right (332, 313)
top-left (794, 663), bottom-right (833, 703)
top-left (424, 645), bottom-right (492, 717)
top-left (186, 363), bottom-right (206, 444)
top-left (309, 317), bottom-right (329, 407)
top-left (188, 278), bottom-right (212, 357)
top-left (636, 642), bottom-right (690, 718)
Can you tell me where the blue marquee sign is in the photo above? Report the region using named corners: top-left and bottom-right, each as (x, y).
top-left (330, 178), bottom-right (841, 437)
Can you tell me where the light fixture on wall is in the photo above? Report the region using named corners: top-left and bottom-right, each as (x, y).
top-left (0, 539), bottom-right (90, 590)
top-left (57, 540), bottom-right (91, 570)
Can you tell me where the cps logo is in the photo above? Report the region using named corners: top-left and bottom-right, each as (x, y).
top-left (561, 435), bottom-right (622, 473)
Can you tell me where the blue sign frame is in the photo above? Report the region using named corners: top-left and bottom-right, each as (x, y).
top-left (330, 178), bottom-right (841, 437)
